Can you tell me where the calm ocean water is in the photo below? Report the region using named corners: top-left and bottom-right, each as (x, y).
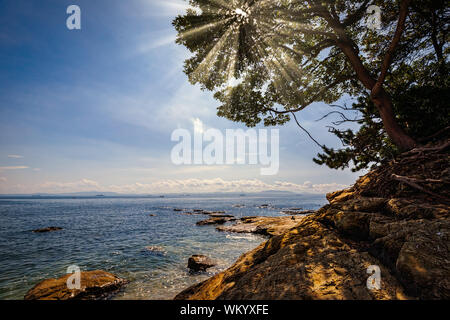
top-left (0, 194), bottom-right (326, 300)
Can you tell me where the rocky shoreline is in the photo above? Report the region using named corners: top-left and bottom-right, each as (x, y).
top-left (175, 143), bottom-right (450, 300)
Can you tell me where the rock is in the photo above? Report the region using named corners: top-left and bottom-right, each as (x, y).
top-left (386, 199), bottom-right (447, 219)
top-left (281, 210), bottom-right (316, 215)
top-left (187, 255), bottom-right (216, 272)
top-left (208, 214), bottom-right (234, 218)
top-left (149, 214), bottom-right (156, 217)
top-left (145, 246), bottom-right (166, 254)
top-left (196, 217), bottom-right (236, 226)
top-left (332, 211), bottom-right (371, 240)
top-left (175, 217), bottom-right (409, 300)
top-left (175, 141), bottom-right (450, 300)
top-left (326, 189), bottom-right (355, 204)
top-left (179, 211), bottom-right (205, 215)
top-left (339, 197), bottom-right (387, 213)
top-left (395, 220), bottom-right (450, 299)
top-left (32, 227), bottom-right (63, 233)
top-left (173, 208), bottom-right (183, 212)
top-left (24, 270), bottom-right (127, 300)
top-left (217, 216), bottom-right (304, 237)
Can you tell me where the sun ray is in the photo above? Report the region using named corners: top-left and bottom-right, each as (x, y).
top-left (179, 19), bottom-right (229, 40)
top-left (191, 27), bottom-right (234, 80)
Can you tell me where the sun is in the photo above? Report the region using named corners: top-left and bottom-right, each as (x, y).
top-left (234, 8), bottom-right (248, 17)
top-left (176, 0), bottom-right (319, 95)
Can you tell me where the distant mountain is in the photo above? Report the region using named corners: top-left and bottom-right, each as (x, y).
top-left (257, 190), bottom-right (296, 194)
top-left (49, 191), bottom-right (121, 197)
top-left (0, 190), bottom-right (325, 198)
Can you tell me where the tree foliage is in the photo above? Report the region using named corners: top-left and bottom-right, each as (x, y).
top-left (173, 0), bottom-right (449, 168)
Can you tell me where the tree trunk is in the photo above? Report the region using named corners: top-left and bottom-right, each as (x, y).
top-left (338, 42), bottom-right (417, 151)
top-left (371, 89), bottom-right (416, 150)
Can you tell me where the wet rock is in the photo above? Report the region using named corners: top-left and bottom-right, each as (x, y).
top-left (208, 213), bottom-right (234, 218)
top-left (196, 217), bottom-right (236, 226)
top-left (32, 227), bottom-right (63, 233)
top-left (24, 270), bottom-right (127, 300)
top-left (173, 208), bottom-right (183, 212)
top-left (145, 246), bottom-right (166, 254)
top-left (187, 255), bottom-right (216, 272)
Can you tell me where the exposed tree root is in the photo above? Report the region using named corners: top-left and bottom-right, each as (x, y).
top-left (391, 174), bottom-right (450, 205)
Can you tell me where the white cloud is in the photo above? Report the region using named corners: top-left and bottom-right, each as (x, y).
top-left (34, 177), bottom-right (347, 195)
top-left (0, 166), bottom-right (29, 171)
top-left (40, 179), bottom-right (101, 192)
top-left (7, 155), bottom-right (24, 159)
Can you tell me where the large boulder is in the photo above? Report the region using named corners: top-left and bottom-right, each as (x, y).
top-left (187, 255), bottom-right (216, 272)
top-left (24, 270), bottom-right (127, 300)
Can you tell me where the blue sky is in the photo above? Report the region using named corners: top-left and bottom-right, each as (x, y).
top-left (0, 0), bottom-right (363, 194)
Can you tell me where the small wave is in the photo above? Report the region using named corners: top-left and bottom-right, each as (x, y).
top-left (226, 234), bottom-right (260, 241)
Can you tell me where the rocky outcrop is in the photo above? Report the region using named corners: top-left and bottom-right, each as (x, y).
top-left (281, 209), bottom-right (316, 215)
top-left (175, 141), bottom-right (450, 300)
top-left (32, 227), bottom-right (63, 233)
top-left (208, 213), bottom-right (234, 218)
top-left (24, 270), bottom-right (127, 300)
top-left (196, 217), bottom-right (236, 225)
top-left (216, 216), bottom-right (304, 237)
top-left (188, 255), bottom-right (216, 272)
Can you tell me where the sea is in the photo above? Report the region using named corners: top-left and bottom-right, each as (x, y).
top-left (0, 193), bottom-right (326, 300)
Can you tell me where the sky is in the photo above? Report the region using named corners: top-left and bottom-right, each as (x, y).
top-left (0, 0), bottom-right (363, 195)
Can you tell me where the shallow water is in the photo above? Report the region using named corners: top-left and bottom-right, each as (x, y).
top-left (0, 194), bottom-right (325, 300)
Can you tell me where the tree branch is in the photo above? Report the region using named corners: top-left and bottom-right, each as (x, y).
top-left (373, 0), bottom-right (411, 96)
top-left (266, 76), bottom-right (351, 114)
top-left (291, 112), bottom-right (324, 149)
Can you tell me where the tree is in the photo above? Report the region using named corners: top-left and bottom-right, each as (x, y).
top-left (314, 82), bottom-right (450, 171)
top-left (173, 0), bottom-right (448, 151)
top-left (313, 0), bottom-right (449, 171)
